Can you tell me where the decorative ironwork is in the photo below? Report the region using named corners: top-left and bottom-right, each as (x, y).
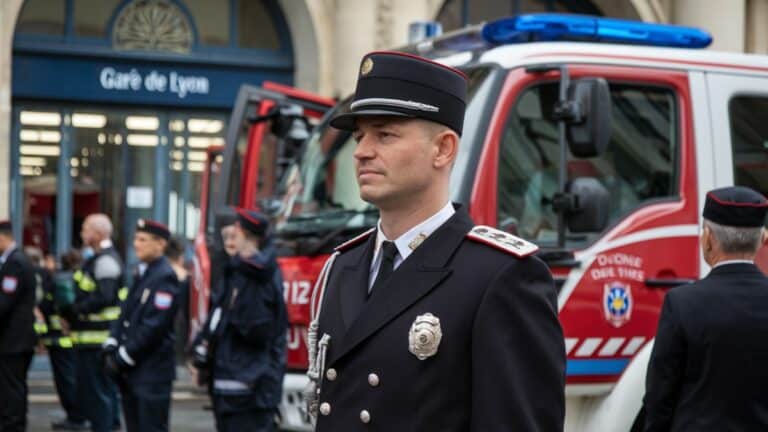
top-left (113, 0), bottom-right (193, 54)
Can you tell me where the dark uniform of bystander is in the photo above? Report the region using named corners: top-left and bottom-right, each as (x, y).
top-left (644, 186), bottom-right (768, 431)
top-left (0, 220), bottom-right (38, 432)
top-left (192, 208), bottom-right (287, 432)
top-left (104, 219), bottom-right (180, 432)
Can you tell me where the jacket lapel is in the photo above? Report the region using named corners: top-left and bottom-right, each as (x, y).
top-left (337, 235), bottom-right (376, 329)
top-left (329, 207), bottom-right (474, 366)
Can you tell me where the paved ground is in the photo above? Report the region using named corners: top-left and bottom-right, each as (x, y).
top-left (28, 355), bottom-right (216, 431)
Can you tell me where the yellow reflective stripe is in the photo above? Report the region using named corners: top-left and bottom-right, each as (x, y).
top-left (77, 275), bottom-right (97, 293)
top-left (41, 336), bottom-right (74, 348)
top-left (34, 322), bottom-right (49, 334)
top-left (73, 270), bottom-right (83, 282)
top-left (49, 315), bottom-right (63, 330)
top-left (71, 330), bottom-right (110, 345)
top-left (85, 306), bottom-right (121, 322)
top-left (118, 287), bottom-right (128, 301)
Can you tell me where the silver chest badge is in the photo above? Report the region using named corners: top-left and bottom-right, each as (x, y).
top-left (409, 313), bottom-right (442, 360)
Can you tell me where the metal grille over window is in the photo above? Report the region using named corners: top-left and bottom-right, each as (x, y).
top-left (112, 0), bottom-right (193, 54)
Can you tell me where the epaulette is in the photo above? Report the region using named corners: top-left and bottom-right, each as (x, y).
top-left (466, 225), bottom-right (539, 258)
top-left (334, 228), bottom-right (376, 252)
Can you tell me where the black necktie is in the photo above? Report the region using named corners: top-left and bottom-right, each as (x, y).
top-left (371, 241), bottom-right (398, 294)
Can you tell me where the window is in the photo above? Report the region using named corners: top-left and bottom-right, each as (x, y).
top-left (16, 0), bottom-right (66, 35)
top-left (729, 96), bottom-right (768, 200)
top-left (238, 0), bottom-right (280, 50)
top-left (74, 0), bottom-right (120, 37)
top-left (185, 0), bottom-right (230, 46)
top-left (497, 82), bottom-right (678, 246)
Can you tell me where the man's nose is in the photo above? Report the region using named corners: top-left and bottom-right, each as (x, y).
top-left (353, 135), bottom-right (374, 160)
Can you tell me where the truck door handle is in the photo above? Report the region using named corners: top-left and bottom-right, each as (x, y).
top-left (644, 278), bottom-right (696, 288)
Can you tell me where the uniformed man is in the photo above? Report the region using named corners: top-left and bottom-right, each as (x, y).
top-left (644, 186), bottom-right (768, 431)
top-left (192, 208), bottom-right (287, 432)
top-left (60, 213), bottom-right (124, 432)
top-left (0, 220), bottom-right (37, 431)
top-left (103, 219), bottom-right (179, 432)
top-left (305, 51), bottom-right (565, 431)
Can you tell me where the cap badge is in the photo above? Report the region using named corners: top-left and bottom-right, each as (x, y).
top-left (409, 313), bottom-right (442, 360)
top-left (360, 57), bottom-right (374, 76)
top-left (137, 219), bottom-right (145, 228)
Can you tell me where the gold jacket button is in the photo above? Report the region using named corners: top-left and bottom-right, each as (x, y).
top-left (360, 409), bottom-right (371, 424)
top-left (326, 368), bottom-right (337, 381)
top-left (320, 402), bottom-right (331, 416)
top-left (367, 373), bottom-right (380, 387)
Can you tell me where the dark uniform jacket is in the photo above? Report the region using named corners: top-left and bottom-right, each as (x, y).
top-left (207, 244), bottom-right (288, 410)
top-left (644, 262), bottom-right (768, 431)
top-left (68, 246), bottom-right (124, 347)
top-left (314, 208), bottom-right (565, 431)
top-left (110, 256), bottom-right (179, 383)
top-left (0, 247), bottom-right (37, 354)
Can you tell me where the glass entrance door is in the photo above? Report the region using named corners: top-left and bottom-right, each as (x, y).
top-left (14, 106), bottom-right (227, 265)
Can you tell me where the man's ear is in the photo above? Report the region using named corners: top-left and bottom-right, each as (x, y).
top-left (433, 130), bottom-right (458, 169)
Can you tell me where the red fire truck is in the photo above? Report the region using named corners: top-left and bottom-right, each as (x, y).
top-left (198, 14), bottom-right (768, 431)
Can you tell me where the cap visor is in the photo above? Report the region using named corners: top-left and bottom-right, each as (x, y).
top-left (330, 109), bottom-right (413, 131)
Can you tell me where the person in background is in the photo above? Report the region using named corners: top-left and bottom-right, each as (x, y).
top-left (210, 212), bottom-right (239, 306)
top-left (61, 214), bottom-right (124, 432)
top-left (103, 219), bottom-right (180, 432)
top-left (165, 236), bottom-right (190, 365)
top-left (0, 220), bottom-right (38, 432)
top-left (191, 209), bottom-right (287, 432)
top-left (644, 186), bottom-right (768, 431)
top-left (34, 249), bottom-right (89, 430)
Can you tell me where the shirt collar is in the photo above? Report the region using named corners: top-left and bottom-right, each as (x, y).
top-left (374, 202), bottom-right (455, 262)
top-left (99, 239), bottom-right (113, 250)
top-left (713, 259), bottom-right (754, 268)
top-left (0, 242), bottom-right (17, 264)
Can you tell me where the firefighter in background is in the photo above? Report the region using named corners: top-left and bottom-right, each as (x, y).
top-left (191, 209), bottom-right (287, 432)
top-left (103, 219), bottom-right (180, 432)
top-left (61, 213), bottom-right (124, 432)
top-left (0, 220), bottom-right (38, 431)
top-left (644, 186), bottom-right (768, 431)
top-left (34, 249), bottom-right (89, 430)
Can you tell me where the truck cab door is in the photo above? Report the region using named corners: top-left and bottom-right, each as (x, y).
top-left (703, 73), bottom-right (768, 274)
top-left (472, 64), bottom-right (699, 393)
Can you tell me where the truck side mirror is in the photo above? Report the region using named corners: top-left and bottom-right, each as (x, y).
top-left (565, 78), bottom-right (612, 158)
top-left (567, 177), bottom-right (610, 233)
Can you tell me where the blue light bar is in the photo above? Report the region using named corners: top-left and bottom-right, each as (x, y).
top-left (481, 14), bottom-right (712, 49)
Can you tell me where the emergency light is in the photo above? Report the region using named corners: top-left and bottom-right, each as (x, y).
top-left (417, 13), bottom-right (712, 60)
top-left (481, 14), bottom-right (712, 48)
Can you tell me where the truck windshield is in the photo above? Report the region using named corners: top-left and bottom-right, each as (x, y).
top-left (274, 66), bottom-right (496, 239)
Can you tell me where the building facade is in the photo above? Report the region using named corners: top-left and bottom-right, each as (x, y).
top-left (0, 0), bottom-right (766, 260)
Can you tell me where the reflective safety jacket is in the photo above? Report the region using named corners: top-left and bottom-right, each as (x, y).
top-left (68, 246), bottom-right (126, 348)
top-left (36, 268), bottom-right (74, 349)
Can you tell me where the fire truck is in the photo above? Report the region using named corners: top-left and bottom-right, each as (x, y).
top-left (197, 13), bottom-right (768, 431)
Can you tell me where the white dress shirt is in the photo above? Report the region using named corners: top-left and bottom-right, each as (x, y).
top-left (368, 202), bottom-right (455, 290)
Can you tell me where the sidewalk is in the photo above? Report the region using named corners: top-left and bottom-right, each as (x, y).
top-left (28, 354), bottom-right (215, 431)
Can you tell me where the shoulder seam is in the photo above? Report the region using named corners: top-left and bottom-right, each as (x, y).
top-left (334, 228), bottom-right (376, 252)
